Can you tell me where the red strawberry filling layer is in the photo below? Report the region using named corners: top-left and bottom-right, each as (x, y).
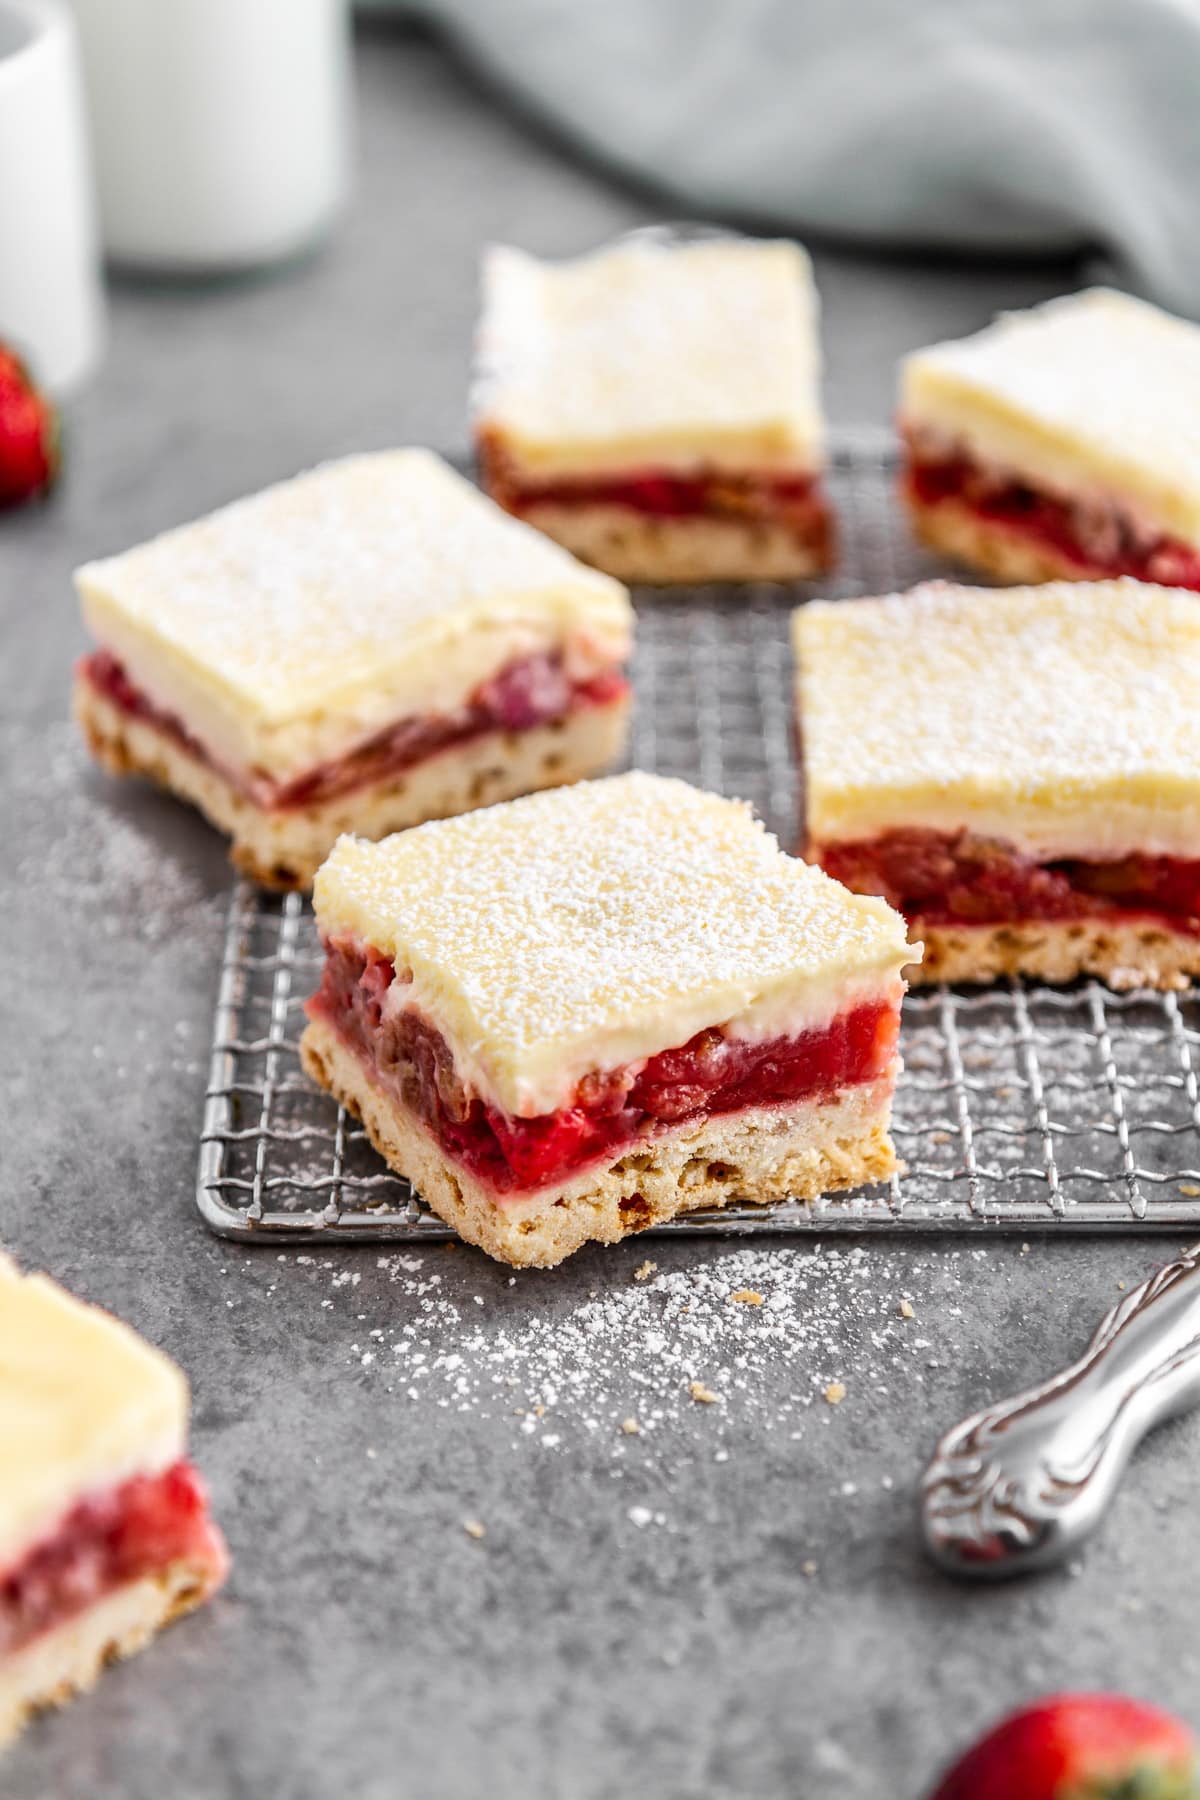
top-left (814, 828), bottom-right (1200, 935)
top-left (308, 939), bottom-right (900, 1195)
top-left (80, 648), bottom-right (629, 812)
top-left (479, 438), bottom-right (833, 544)
top-left (0, 1460), bottom-right (227, 1660)
top-left (902, 439), bottom-right (1200, 589)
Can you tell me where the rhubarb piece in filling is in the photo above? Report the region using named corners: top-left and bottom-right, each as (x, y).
top-left (899, 288), bottom-right (1200, 588)
top-left (793, 580), bottom-right (1200, 990)
top-left (0, 1257), bottom-right (227, 1748)
top-left (473, 235), bottom-right (835, 584)
top-left (300, 772), bottom-right (917, 1269)
top-left (73, 449), bottom-right (633, 890)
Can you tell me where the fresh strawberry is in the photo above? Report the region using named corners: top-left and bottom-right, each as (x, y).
top-left (0, 344), bottom-right (58, 508)
top-left (929, 1694), bottom-right (1199, 1800)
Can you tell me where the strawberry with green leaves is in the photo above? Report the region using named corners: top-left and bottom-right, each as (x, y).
top-left (930, 1694), bottom-right (1199, 1800)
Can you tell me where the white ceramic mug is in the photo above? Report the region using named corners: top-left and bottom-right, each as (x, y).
top-left (0, 0), bottom-right (103, 391)
top-left (68, 0), bottom-right (352, 272)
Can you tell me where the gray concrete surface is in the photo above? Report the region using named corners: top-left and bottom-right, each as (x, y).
top-left (2, 22), bottom-right (1197, 1800)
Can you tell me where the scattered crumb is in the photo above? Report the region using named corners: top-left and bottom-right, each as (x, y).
top-left (628, 1505), bottom-right (654, 1528)
top-left (621, 1417), bottom-right (640, 1435)
top-left (824, 1381), bottom-right (847, 1406)
top-left (802, 1559), bottom-right (818, 1577)
top-left (633, 1261), bottom-right (657, 1282)
top-left (1020, 1243), bottom-right (1031, 1255)
top-left (731, 1289), bottom-right (764, 1306)
top-left (899, 1299), bottom-right (915, 1320)
top-left (1180, 1184), bottom-right (1200, 1198)
top-left (689, 1380), bottom-right (719, 1405)
top-left (463, 1519), bottom-right (486, 1540)
top-left (356, 1240), bottom-right (964, 1447)
top-left (1117, 1280), bottom-right (1126, 1291)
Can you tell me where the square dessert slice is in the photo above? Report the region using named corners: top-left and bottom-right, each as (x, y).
top-left (474, 233), bottom-right (835, 585)
top-left (74, 449), bottom-right (634, 889)
top-left (300, 772), bottom-right (916, 1268)
top-left (900, 289), bottom-right (1200, 590)
top-left (794, 579), bottom-right (1200, 989)
top-left (0, 1256), bottom-right (227, 1748)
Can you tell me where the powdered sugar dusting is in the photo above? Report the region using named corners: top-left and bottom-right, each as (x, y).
top-left (76, 450), bottom-right (628, 721)
top-left (3, 719), bottom-right (223, 946)
top-left (796, 579), bottom-right (1200, 853)
top-left (258, 1240), bottom-right (987, 1447)
top-left (477, 236), bottom-right (824, 471)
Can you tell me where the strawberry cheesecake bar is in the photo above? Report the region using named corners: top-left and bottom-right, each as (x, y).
top-left (795, 579), bottom-right (1200, 989)
top-left (0, 1256), bottom-right (227, 1747)
top-left (74, 450), bottom-right (633, 889)
top-left (900, 289), bottom-right (1200, 589)
top-left (300, 772), bottom-right (916, 1267)
top-left (474, 233), bottom-right (835, 585)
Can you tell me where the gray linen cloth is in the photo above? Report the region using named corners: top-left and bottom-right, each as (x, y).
top-left (376, 0), bottom-right (1200, 316)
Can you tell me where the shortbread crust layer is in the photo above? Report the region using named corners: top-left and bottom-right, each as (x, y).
top-left (76, 673), bottom-right (630, 891)
top-left (477, 452), bottom-right (836, 584)
top-left (908, 918), bottom-right (1200, 991)
top-left (0, 1560), bottom-right (219, 1750)
top-left (902, 437), bottom-right (1200, 591)
top-left (494, 504), bottom-right (833, 585)
top-left (814, 828), bottom-right (1200, 989)
top-left (301, 1015), bottom-right (897, 1268)
top-left (907, 492), bottom-right (1109, 587)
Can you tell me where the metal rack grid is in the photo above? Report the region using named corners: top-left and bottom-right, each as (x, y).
top-left (196, 435), bottom-right (1200, 1241)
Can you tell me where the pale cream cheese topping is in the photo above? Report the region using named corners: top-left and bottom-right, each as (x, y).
top-left (901, 289), bottom-right (1200, 549)
top-left (0, 1256), bottom-right (188, 1573)
top-left (795, 579), bottom-right (1200, 860)
top-left (475, 236), bottom-right (826, 480)
top-left (313, 772), bottom-right (915, 1117)
top-left (75, 450), bottom-right (633, 784)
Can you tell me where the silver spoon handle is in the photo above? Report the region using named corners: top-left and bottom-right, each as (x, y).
top-left (921, 1242), bottom-right (1200, 1578)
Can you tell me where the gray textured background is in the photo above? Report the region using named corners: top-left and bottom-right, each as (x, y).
top-left (2, 24), bottom-right (1196, 1800)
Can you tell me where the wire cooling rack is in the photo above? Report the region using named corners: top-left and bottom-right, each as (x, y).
top-left (196, 434), bottom-right (1200, 1241)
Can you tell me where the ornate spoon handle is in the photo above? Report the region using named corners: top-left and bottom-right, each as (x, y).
top-left (921, 1243), bottom-right (1200, 1578)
